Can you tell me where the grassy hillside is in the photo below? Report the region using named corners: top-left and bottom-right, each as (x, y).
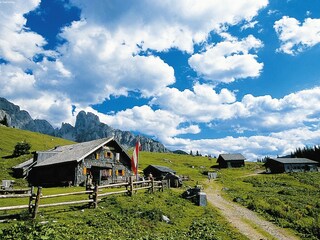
top-left (138, 151), bottom-right (215, 184)
top-left (0, 190), bottom-right (248, 240)
top-left (0, 125), bottom-right (74, 186)
top-left (217, 165), bottom-right (320, 240)
top-left (0, 127), bottom-right (248, 239)
top-left (1, 126), bottom-right (319, 239)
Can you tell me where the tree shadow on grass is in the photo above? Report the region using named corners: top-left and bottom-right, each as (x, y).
top-left (210, 164), bottom-right (220, 169)
top-left (2, 154), bottom-right (15, 159)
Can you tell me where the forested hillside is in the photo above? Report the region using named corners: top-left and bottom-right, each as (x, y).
top-left (291, 145), bottom-right (320, 163)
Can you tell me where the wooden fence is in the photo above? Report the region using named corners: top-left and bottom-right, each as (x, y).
top-left (0, 177), bottom-right (164, 219)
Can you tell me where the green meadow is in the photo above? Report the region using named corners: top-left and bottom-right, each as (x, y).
top-left (0, 125), bottom-right (320, 239)
top-left (216, 165), bottom-right (320, 240)
top-left (0, 126), bottom-right (246, 239)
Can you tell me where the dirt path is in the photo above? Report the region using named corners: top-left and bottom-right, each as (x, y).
top-left (205, 182), bottom-right (300, 240)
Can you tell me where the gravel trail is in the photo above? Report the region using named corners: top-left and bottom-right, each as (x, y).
top-left (206, 183), bottom-right (300, 240)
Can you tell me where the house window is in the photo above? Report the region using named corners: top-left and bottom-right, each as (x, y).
top-left (95, 153), bottom-right (100, 160)
top-left (101, 169), bottom-right (109, 180)
top-left (104, 151), bottom-right (113, 159)
top-left (83, 167), bottom-right (87, 175)
top-left (118, 169), bottom-right (125, 176)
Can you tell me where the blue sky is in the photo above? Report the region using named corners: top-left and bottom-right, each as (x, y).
top-left (1, 0), bottom-right (320, 160)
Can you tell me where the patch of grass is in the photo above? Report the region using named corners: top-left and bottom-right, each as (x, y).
top-left (241, 218), bottom-right (276, 240)
top-left (0, 190), bottom-right (248, 239)
top-left (217, 165), bottom-right (320, 240)
top-left (0, 128), bottom-right (248, 239)
top-left (137, 151), bottom-right (216, 185)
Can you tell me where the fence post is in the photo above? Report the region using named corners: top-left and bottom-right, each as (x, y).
top-left (93, 183), bottom-right (98, 208)
top-left (28, 186), bottom-right (34, 214)
top-left (129, 176), bottom-right (134, 196)
top-left (151, 177), bottom-right (154, 193)
top-left (32, 187), bottom-right (42, 219)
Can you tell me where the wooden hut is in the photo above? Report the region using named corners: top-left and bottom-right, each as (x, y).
top-left (264, 158), bottom-right (318, 173)
top-left (143, 165), bottom-right (176, 180)
top-left (164, 172), bottom-right (182, 188)
top-left (27, 137), bottom-right (132, 186)
top-left (12, 158), bottom-right (35, 178)
top-left (217, 153), bottom-right (246, 168)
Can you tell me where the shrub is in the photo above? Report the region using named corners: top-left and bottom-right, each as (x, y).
top-left (13, 141), bottom-right (31, 157)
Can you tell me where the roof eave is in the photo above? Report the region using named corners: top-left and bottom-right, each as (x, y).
top-left (76, 137), bottom-right (114, 162)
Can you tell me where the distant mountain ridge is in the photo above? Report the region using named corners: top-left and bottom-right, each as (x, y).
top-left (0, 97), bottom-right (168, 152)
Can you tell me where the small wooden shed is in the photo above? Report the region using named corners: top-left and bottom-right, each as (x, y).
top-left (264, 158), bottom-right (318, 173)
top-left (164, 172), bottom-right (182, 188)
top-left (143, 165), bottom-right (176, 180)
top-left (12, 158), bottom-right (35, 178)
top-left (217, 153), bottom-right (246, 168)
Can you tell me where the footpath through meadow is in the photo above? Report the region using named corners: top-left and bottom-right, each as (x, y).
top-left (205, 181), bottom-right (300, 240)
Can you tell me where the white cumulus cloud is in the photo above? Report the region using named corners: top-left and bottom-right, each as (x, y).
top-left (0, 0), bottom-right (49, 65)
top-left (274, 16), bottom-right (320, 55)
top-left (188, 35), bottom-right (264, 83)
top-left (70, 0), bottom-right (268, 53)
top-left (150, 83), bottom-right (244, 122)
top-left (163, 127), bottom-right (320, 161)
top-left (75, 105), bottom-right (200, 141)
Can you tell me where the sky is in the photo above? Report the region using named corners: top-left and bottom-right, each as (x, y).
top-left (1, 0), bottom-right (320, 160)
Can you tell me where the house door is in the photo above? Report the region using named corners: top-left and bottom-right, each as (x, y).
top-left (90, 167), bottom-right (102, 185)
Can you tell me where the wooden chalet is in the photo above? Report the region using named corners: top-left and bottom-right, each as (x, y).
top-left (264, 158), bottom-right (318, 173)
top-left (217, 153), bottom-right (246, 168)
top-left (143, 165), bottom-right (176, 180)
top-left (26, 137), bottom-right (132, 186)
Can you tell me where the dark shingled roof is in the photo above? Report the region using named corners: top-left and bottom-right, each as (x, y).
top-left (34, 137), bottom-right (114, 167)
top-left (270, 158), bottom-right (318, 164)
top-left (148, 165), bottom-right (176, 173)
top-left (219, 153), bottom-right (246, 161)
top-left (12, 158), bottom-right (33, 169)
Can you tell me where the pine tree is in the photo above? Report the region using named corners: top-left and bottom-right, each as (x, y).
top-left (0, 115), bottom-right (9, 127)
top-left (291, 145), bottom-right (320, 163)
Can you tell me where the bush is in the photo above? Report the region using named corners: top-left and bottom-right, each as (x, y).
top-left (13, 141), bottom-right (31, 157)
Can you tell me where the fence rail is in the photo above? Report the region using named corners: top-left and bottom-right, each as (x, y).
top-left (0, 193), bottom-right (31, 199)
top-left (0, 204), bottom-right (30, 211)
top-left (0, 177), bottom-right (164, 219)
top-left (40, 190), bottom-right (93, 199)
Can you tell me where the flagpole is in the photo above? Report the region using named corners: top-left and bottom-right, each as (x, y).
top-left (136, 136), bottom-right (140, 181)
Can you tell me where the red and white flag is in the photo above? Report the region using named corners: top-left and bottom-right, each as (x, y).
top-left (131, 140), bottom-right (141, 176)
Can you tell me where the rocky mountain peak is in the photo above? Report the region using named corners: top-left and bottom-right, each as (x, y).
top-left (0, 98), bottom-right (169, 152)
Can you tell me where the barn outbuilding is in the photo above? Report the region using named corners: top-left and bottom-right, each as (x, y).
top-left (26, 137), bottom-right (133, 186)
top-left (143, 165), bottom-right (182, 187)
top-left (12, 158), bottom-right (35, 178)
top-left (264, 158), bottom-right (318, 173)
top-left (143, 165), bottom-right (175, 180)
top-left (164, 172), bottom-right (183, 188)
top-left (217, 153), bottom-right (246, 168)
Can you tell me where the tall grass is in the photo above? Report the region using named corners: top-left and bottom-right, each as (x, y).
top-left (217, 165), bottom-right (320, 240)
top-left (0, 191), bottom-right (248, 240)
top-left (0, 127), bottom-right (249, 239)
